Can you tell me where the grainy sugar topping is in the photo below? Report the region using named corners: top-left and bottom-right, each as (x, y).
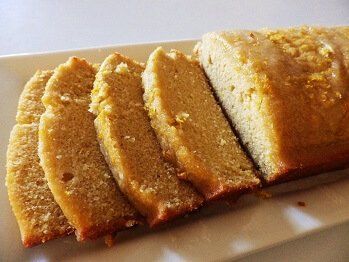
top-left (197, 26), bottom-right (349, 182)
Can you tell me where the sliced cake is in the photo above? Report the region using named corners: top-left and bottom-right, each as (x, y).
top-left (39, 57), bottom-right (140, 241)
top-left (142, 48), bottom-right (260, 200)
top-left (6, 70), bottom-right (73, 247)
top-left (90, 53), bottom-right (203, 226)
top-left (196, 26), bottom-right (349, 183)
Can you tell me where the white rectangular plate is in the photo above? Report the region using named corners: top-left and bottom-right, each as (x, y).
top-left (1, 40), bottom-right (349, 262)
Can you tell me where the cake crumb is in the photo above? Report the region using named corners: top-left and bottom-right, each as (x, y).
top-left (219, 138), bottom-right (227, 146)
top-left (125, 219), bottom-right (138, 228)
top-left (123, 135), bottom-right (136, 143)
top-left (255, 190), bottom-right (272, 199)
top-left (115, 62), bottom-right (129, 74)
top-left (104, 234), bottom-right (117, 247)
top-left (175, 112), bottom-right (189, 124)
top-left (60, 95), bottom-right (70, 102)
top-left (297, 201), bottom-right (306, 207)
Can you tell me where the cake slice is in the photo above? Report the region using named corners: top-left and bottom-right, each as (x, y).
top-left (142, 48), bottom-right (260, 200)
top-left (6, 70), bottom-right (73, 247)
top-left (39, 57), bottom-right (140, 241)
top-left (196, 26), bottom-right (349, 183)
top-left (90, 53), bottom-right (203, 226)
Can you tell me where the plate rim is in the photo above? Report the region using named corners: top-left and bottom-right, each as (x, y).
top-left (0, 38), bottom-right (198, 59)
top-left (1, 39), bottom-right (349, 262)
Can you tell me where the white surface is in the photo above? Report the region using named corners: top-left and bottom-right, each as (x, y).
top-left (0, 1), bottom-right (349, 261)
top-left (1, 41), bottom-right (349, 262)
top-left (1, 0), bottom-right (349, 56)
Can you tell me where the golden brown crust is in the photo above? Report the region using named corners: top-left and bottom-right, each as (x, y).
top-left (91, 53), bottom-right (203, 226)
top-left (157, 130), bottom-right (259, 200)
top-left (22, 228), bottom-right (73, 248)
top-left (6, 70), bottom-right (73, 248)
top-left (74, 217), bottom-right (139, 240)
top-left (39, 57), bottom-right (140, 241)
top-left (266, 143), bottom-right (349, 185)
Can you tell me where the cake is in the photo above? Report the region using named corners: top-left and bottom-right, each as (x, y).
top-left (6, 70), bottom-right (73, 247)
top-left (196, 26), bottom-right (349, 183)
top-left (38, 57), bottom-right (140, 241)
top-left (90, 53), bottom-right (203, 226)
top-left (142, 48), bottom-right (260, 200)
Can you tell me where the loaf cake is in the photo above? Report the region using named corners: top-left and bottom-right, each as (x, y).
top-left (6, 70), bottom-right (73, 247)
top-left (143, 48), bottom-right (260, 200)
top-left (39, 57), bottom-right (140, 241)
top-left (90, 53), bottom-right (203, 226)
top-left (196, 26), bottom-right (349, 183)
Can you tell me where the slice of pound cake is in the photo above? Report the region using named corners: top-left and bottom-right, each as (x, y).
top-left (6, 70), bottom-right (73, 247)
top-left (39, 57), bottom-right (139, 241)
top-left (196, 26), bottom-right (349, 183)
top-left (142, 48), bottom-right (260, 200)
top-left (90, 53), bottom-right (203, 226)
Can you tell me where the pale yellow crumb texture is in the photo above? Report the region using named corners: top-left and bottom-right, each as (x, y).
top-left (6, 70), bottom-right (73, 247)
top-left (142, 47), bottom-right (260, 200)
top-left (39, 57), bottom-right (139, 240)
top-left (91, 53), bottom-right (203, 225)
